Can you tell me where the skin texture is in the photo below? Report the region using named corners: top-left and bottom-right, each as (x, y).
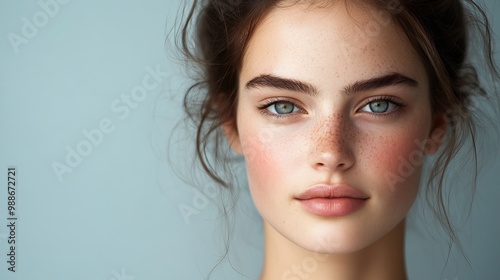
top-left (225, 2), bottom-right (446, 279)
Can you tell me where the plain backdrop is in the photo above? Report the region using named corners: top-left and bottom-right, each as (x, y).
top-left (0, 1), bottom-right (499, 279)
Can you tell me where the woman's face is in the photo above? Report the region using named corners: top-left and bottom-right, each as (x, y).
top-left (228, 2), bottom-right (443, 253)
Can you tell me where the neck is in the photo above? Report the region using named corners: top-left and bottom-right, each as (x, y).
top-left (259, 220), bottom-right (407, 280)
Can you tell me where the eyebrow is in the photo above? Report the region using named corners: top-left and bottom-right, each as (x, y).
top-left (245, 74), bottom-right (319, 96)
top-left (245, 73), bottom-right (418, 96)
top-left (341, 72), bottom-right (419, 96)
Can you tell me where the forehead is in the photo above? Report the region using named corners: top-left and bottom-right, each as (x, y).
top-left (240, 1), bottom-right (428, 92)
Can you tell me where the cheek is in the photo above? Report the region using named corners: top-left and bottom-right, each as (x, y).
top-left (370, 133), bottom-right (425, 175)
top-left (358, 105), bottom-right (432, 180)
top-left (237, 123), bottom-right (305, 208)
top-left (360, 123), bottom-right (430, 208)
top-left (239, 134), bottom-right (281, 211)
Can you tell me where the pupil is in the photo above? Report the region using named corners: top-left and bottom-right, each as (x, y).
top-left (275, 102), bottom-right (294, 114)
top-left (369, 101), bottom-right (389, 113)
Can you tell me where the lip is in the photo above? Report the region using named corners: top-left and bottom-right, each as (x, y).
top-left (295, 184), bottom-right (369, 217)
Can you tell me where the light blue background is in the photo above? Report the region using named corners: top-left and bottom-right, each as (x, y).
top-left (0, 1), bottom-right (499, 279)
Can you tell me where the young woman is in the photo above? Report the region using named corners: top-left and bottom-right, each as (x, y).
top-left (176, 0), bottom-right (499, 279)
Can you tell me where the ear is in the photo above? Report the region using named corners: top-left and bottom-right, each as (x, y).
top-left (223, 120), bottom-right (243, 155)
top-left (424, 112), bottom-right (447, 155)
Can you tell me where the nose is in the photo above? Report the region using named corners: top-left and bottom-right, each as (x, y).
top-left (308, 114), bottom-right (355, 172)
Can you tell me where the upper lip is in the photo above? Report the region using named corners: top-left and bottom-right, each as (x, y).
top-left (295, 184), bottom-right (369, 200)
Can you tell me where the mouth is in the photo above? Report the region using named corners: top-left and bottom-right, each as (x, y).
top-left (295, 184), bottom-right (369, 217)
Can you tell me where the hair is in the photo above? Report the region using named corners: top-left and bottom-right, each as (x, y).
top-left (174, 0), bottom-right (499, 269)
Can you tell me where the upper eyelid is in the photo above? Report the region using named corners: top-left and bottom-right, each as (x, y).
top-left (359, 96), bottom-right (404, 106)
top-left (258, 98), bottom-right (303, 109)
top-left (363, 95), bottom-right (400, 102)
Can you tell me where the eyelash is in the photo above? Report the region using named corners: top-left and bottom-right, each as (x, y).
top-left (257, 98), bottom-right (304, 119)
top-left (360, 96), bottom-right (405, 117)
top-left (258, 96), bottom-right (405, 119)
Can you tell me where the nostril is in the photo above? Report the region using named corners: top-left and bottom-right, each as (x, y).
top-left (311, 150), bottom-right (353, 172)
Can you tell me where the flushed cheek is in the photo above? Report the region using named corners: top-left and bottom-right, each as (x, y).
top-left (239, 128), bottom-right (304, 209)
top-left (373, 135), bottom-right (425, 175)
top-left (361, 127), bottom-right (428, 207)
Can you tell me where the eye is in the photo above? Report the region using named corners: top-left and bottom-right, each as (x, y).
top-left (264, 100), bottom-right (301, 115)
top-left (360, 98), bottom-right (401, 114)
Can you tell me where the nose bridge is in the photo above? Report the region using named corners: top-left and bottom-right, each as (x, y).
top-left (309, 112), bottom-right (354, 170)
top-left (313, 113), bottom-right (346, 152)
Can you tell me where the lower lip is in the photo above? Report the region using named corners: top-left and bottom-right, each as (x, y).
top-left (297, 198), bottom-right (367, 217)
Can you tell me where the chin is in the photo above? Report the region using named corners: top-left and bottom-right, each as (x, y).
top-left (302, 229), bottom-right (375, 254)
top-left (285, 216), bottom-right (406, 256)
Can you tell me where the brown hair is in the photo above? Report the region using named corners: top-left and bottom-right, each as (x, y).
top-left (175, 0), bottom-right (499, 263)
